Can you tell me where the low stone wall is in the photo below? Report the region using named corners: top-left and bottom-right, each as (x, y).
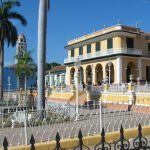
top-left (104, 103), bottom-right (131, 111)
top-left (48, 92), bottom-right (74, 100)
top-left (132, 105), bottom-right (150, 114)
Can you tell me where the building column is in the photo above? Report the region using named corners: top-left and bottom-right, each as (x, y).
top-left (79, 71), bottom-right (82, 84)
top-left (102, 68), bottom-right (106, 80)
top-left (66, 67), bottom-right (70, 85)
top-left (61, 73), bottom-right (65, 85)
top-left (60, 74), bottom-right (62, 85)
top-left (83, 70), bottom-right (87, 84)
top-left (91, 65), bottom-right (96, 85)
top-left (138, 58), bottom-right (142, 79)
top-left (117, 56), bottom-right (122, 84)
top-left (48, 72), bottom-right (51, 87)
top-left (74, 68), bottom-right (78, 86)
top-left (49, 75), bottom-right (51, 87)
top-left (54, 75), bottom-right (57, 86)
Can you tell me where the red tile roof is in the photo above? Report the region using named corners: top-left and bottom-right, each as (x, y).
top-left (49, 65), bottom-right (66, 73)
top-left (7, 64), bottom-right (16, 69)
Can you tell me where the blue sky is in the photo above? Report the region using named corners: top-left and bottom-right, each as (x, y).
top-left (4, 0), bottom-right (150, 66)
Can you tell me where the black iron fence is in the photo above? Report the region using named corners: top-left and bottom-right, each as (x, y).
top-left (2, 124), bottom-right (150, 150)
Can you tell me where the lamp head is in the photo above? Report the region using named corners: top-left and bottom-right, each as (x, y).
top-left (75, 56), bottom-right (81, 69)
top-left (108, 60), bottom-right (112, 67)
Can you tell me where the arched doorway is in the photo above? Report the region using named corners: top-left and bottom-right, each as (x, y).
top-left (146, 66), bottom-right (150, 82)
top-left (105, 61), bottom-right (114, 84)
top-left (126, 62), bottom-right (137, 83)
top-left (86, 65), bottom-right (92, 85)
top-left (70, 68), bottom-right (75, 84)
top-left (95, 64), bottom-right (103, 85)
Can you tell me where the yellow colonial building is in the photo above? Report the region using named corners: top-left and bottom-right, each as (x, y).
top-left (64, 24), bottom-right (150, 85)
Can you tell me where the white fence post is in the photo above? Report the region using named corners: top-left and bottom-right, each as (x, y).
top-left (24, 110), bottom-right (28, 145)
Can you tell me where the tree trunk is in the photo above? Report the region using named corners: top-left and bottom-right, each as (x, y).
top-left (24, 74), bottom-right (27, 106)
top-left (17, 76), bottom-right (19, 89)
top-left (37, 0), bottom-right (47, 109)
top-left (0, 41), bottom-right (4, 100)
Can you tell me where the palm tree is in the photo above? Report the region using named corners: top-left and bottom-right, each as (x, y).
top-left (0, 0), bottom-right (27, 100)
top-left (37, 0), bottom-right (50, 109)
top-left (15, 50), bottom-right (36, 104)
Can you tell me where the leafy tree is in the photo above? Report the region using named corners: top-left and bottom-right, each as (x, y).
top-left (45, 62), bottom-right (61, 71)
top-left (15, 50), bottom-right (36, 102)
top-left (0, 0), bottom-right (27, 100)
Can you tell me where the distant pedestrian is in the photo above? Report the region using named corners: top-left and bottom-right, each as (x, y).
top-left (98, 80), bottom-right (101, 85)
top-left (82, 81), bottom-right (85, 91)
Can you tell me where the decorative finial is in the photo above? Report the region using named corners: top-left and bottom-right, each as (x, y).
top-left (84, 32), bottom-right (87, 35)
top-left (118, 19), bottom-right (121, 24)
top-left (136, 23), bottom-right (139, 28)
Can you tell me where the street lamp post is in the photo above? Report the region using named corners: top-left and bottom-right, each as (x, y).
top-left (99, 99), bottom-right (102, 132)
top-left (91, 64), bottom-right (94, 91)
top-left (48, 71), bottom-right (51, 94)
top-left (75, 57), bottom-right (81, 120)
top-left (108, 60), bottom-right (112, 85)
top-left (7, 76), bottom-right (11, 106)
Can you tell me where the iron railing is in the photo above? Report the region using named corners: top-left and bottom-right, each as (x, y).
top-left (107, 84), bottom-right (128, 93)
top-left (1, 104), bottom-right (150, 147)
top-left (134, 84), bottom-right (150, 93)
top-left (2, 124), bottom-right (150, 150)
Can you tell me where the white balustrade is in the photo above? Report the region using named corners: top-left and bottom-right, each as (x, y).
top-left (64, 48), bottom-right (142, 63)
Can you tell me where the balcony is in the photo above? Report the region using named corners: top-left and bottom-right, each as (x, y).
top-left (64, 48), bottom-right (142, 63)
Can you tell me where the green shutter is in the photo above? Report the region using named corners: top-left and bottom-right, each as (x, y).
top-left (79, 46), bottom-right (83, 55)
top-left (127, 38), bottom-right (134, 48)
top-left (87, 44), bottom-right (91, 53)
top-left (96, 42), bottom-right (100, 51)
top-left (107, 38), bottom-right (113, 49)
top-left (71, 49), bottom-right (74, 57)
top-left (148, 43), bottom-right (150, 51)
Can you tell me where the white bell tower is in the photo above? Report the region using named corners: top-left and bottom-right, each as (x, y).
top-left (15, 33), bottom-right (27, 64)
top-left (16, 33), bottom-right (27, 89)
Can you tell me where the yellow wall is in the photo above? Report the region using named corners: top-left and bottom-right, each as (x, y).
top-left (68, 34), bottom-right (149, 59)
top-left (83, 45), bottom-right (87, 56)
top-left (101, 40), bottom-right (107, 50)
top-left (67, 24), bottom-right (150, 60)
top-left (66, 25), bottom-right (150, 85)
top-left (68, 35), bottom-right (148, 58)
top-left (74, 47), bottom-right (79, 57)
top-left (121, 35), bottom-right (126, 48)
top-left (113, 36), bottom-right (121, 48)
top-left (68, 36), bottom-right (123, 58)
top-left (48, 92), bottom-right (73, 100)
top-left (91, 43), bottom-right (95, 53)
top-left (68, 49), bottom-right (71, 58)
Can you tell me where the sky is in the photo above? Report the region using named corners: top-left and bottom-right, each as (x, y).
top-left (4, 0), bottom-right (150, 66)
